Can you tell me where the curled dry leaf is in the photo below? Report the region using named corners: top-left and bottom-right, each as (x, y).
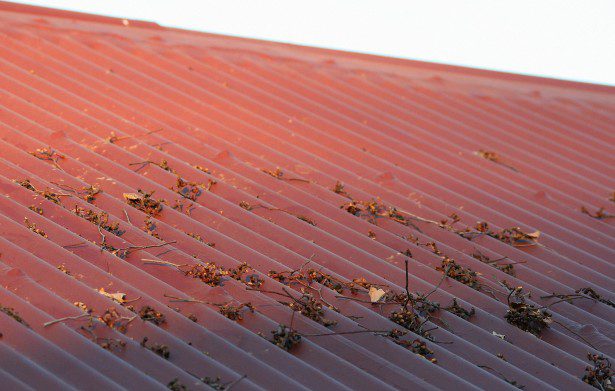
top-left (369, 287), bottom-right (387, 303)
top-left (98, 288), bottom-right (128, 304)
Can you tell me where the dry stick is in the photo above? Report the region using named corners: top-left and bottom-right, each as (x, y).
top-left (123, 209), bottom-right (132, 225)
top-left (250, 203), bottom-right (315, 223)
top-left (163, 294), bottom-right (226, 307)
top-left (303, 329), bottom-right (392, 337)
top-left (225, 374), bottom-right (248, 390)
top-left (551, 319), bottom-right (597, 350)
top-left (540, 296), bottom-right (597, 308)
top-left (334, 295), bottom-right (395, 305)
top-left (119, 240), bottom-right (177, 254)
top-left (403, 259), bottom-right (411, 310)
top-left (62, 241), bottom-right (87, 248)
top-left (423, 265), bottom-right (451, 300)
top-left (44, 314), bottom-right (90, 327)
top-left (142, 259), bottom-right (187, 268)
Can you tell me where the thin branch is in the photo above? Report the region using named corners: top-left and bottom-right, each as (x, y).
top-left (44, 314), bottom-right (90, 327)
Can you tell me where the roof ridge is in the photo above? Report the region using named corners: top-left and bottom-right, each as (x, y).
top-left (0, 0), bottom-right (161, 29)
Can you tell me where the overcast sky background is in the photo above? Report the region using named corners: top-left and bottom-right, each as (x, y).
top-left (13, 0), bottom-right (615, 86)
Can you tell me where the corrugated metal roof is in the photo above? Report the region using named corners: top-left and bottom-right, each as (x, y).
top-left (0, 2), bottom-right (613, 390)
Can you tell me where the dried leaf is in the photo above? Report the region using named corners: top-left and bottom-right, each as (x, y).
top-left (98, 288), bottom-right (127, 304)
top-left (368, 287), bottom-right (386, 303)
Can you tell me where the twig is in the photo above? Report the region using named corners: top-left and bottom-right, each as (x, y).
top-left (123, 209), bottom-right (132, 225)
top-left (226, 374), bottom-right (247, 390)
top-left (44, 313), bottom-right (90, 327)
top-left (303, 329), bottom-right (391, 337)
top-left (552, 319), bottom-right (597, 349)
top-left (62, 241), bottom-right (87, 248)
top-left (142, 259), bottom-right (185, 268)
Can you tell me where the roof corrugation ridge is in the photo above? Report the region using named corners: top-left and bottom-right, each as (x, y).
top-left (0, 260), bottom-right (184, 390)
top-left (0, 329), bottom-right (78, 390)
top-left (0, 4), bottom-right (613, 389)
top-left (2, 80), bottom-right (612, 336)
top-left (372, 76), bottom-right (614, 208)
top-left (18, 31), bottom-right (612, 272)
top-left (0, 125), bottom-right (494, 388)
top-left (195, 51), bottom-right (615, 248)
top-left (0, 286), bottom-right (127, 390)
top-left (0, 83), bottom-right (608, 386)
top-left (1, 48), bottom-right (612, 330)
top-left (0, 170), bottom-right (359, 390)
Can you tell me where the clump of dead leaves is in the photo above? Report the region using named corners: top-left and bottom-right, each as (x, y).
top-left (270, 324), bottom-right (302, 351)
top-left (123, 190), bottom-right (163, 216)
top-left (583, 354), bottom-right (613, 390)
top-left (505, 286), bottom-right (551, 336)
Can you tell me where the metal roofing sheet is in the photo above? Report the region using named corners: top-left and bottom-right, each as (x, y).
top-left (0, 2), bottom-right (613, 390)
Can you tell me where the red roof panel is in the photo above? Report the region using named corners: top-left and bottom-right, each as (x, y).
top-left (0, 2), bottom-right (613, 390)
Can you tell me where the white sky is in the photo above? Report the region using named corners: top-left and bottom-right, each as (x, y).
top-left (11, 0), bottom-right (615, 86)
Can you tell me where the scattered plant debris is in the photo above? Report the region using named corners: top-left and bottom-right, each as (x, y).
top-left (28, 205), bottom-right (44, 214)
top-left (97, 337), bottom-right (127, 351)
top-left (218, 302), bottom-right (255, 321)
top-left (341, 199), bottom-right (415, 227)
top-left (187, 313), bottom-right (198, 322)
top-left (239, 201), bottom-right (252, 211)
top-left (57, 264), bottom-right (71, 275)
top-left (74, 302), bottom-right (91, 314)
top-left (106, 131), bottom-right (128, 144)
top-left (389, 307), bottom-right (430, 337)
top-left (239, 201), bottom-right (316, 225)
top-left (471, 250), bottom-right (524, 276)
top-left (270, 324), bottom-right (302, 351)
top-left (96, 307), bottom-right (133, 333)
top-left (142, 216), bottom-right (161, 239)
top-left (29, 146), bottom-right (65, 169)
top-left (167, 378), bottom-right (186, 391)
top-left (52, 182), bottom-right (101, 203)
top-left (139, 305), bottom-right (167, 325)
top-left (74, 206), bottom-right (125, 236)
top-left (436, 258), bottom-right (481, 290)
top-left (171, 176), bottom-right (205, 201)
top-left (130, 159), bottom-right (176, 174)
top-left (444, 298), bottom-right (475, 320)
top-left (144, 259), bottom-right (262, 289)
top-left (141, 336), bottom-right (170, 359)
top-left (391, 335), bottom-right (437, 363)
top-left (24, 217), bottom-right (47, 238)
top-left (582, 354), bottom-right (613, 390)
top-left (541, 287), bottom-right (614, 309)
top-left (171, 198), bottom-right (196, 216)
top-left (261, 167), bottom-right (309, 183)
top-left (98, 288), bottom-right (141, 306)
top-left (285, 291), bottom-right (337, 327)
top-left (477, 365), bottom-right (525, 389)
top-left (15, 179), bottom-right (72, 205)
top-left (577, 288), bottom-right (615, 308)
top-left (474, 150), bottom-right (518, 172)
top-left (0, 305), bottom-right (30, 328)
top-left (187, 232), bottom-right (215, 247)
top-left (581, 206), bottom-right (614, 220)
top-left (460, 223), bottom-right (541, 247)
top-left (124, 190), bottom-right (163, 216)
top-left (193, 165), bottom-right (211, 174)
top-left (368, 230), bottom-right (377, 240)
top-left (504, 286), bottom-right (551, 336)
top-left (369, 287), bottom-right (386, 303)
top-left (332, 181), bottom-right (351, 198)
